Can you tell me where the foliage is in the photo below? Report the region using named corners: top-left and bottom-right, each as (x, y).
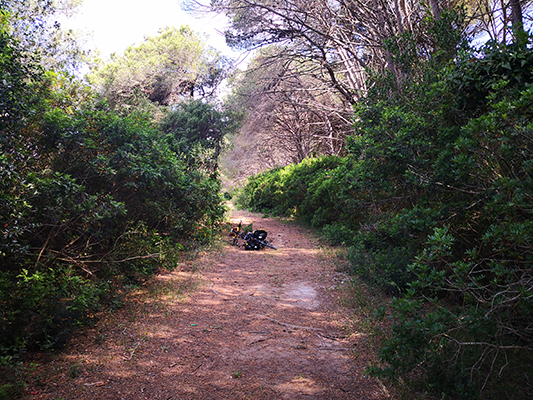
top-left (0, 14), bottom-right (226, 366)
top-left (1, 0), bottom-right (87, 72)
top-left (161, 99), bottom-right (236, 174)
top-left (236, 156), bottom-right (345, 222)
top-left (0, 266), bottom-right (102, 351)
top-left (237, 29), bottom-right (533, 397)
top-left (0, 16), bottom-right (42, 130)
top-left (86, 26), bottom-right (230, 115)
top-left (355, 33), bottom-right (533, 397)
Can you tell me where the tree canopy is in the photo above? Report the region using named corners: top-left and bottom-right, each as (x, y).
top-left (1, 0), bottom-right (88, 72)
top-left (87, 26), bottom-right (230, 114)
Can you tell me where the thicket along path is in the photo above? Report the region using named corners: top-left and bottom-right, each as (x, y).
top-left (26, 207), bottom-right (391, 399)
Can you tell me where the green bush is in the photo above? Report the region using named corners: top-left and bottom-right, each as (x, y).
top-left (0, 266), bottom-right (102, 351)
top-left (0, 21), bottom-right (227, 363)
top-left (363, 37), bottom-right (533, 398)
top-left (236, 28), bottom-right (533, 398)
top-left (322, 223), bottom-right (357, 246)
top-left (236, 156), bottom-right (345, 223)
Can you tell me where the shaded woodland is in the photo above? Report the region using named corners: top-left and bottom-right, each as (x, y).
top-left (2, 0), bottom-right (533, 399)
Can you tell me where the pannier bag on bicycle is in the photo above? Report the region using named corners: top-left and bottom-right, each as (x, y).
top-left (243, 230), bottom-right (276, 250)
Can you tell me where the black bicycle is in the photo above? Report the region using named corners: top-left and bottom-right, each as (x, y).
top-left (241, 229), bottom-right (277, 250)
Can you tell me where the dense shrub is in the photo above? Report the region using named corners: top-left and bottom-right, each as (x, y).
top-left (0, 267), bottom-right (103, 351)
top-left (0, 24), bottom-right (226, 359)
top-left (237, 32), bottom-right (533, 398)
top-left (237, 156), bottom-right (346, 223)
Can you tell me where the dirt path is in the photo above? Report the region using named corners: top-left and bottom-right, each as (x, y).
top-left (25, 208), bottom-right (390, 399)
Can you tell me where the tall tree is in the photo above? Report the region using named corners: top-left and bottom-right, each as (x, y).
top-left (1, 0), bottom-right (87, 72)
top-left (188, 1), bottom-right (467, 179)
top-left (161, 99), bottom-right (236, 174)
top-left (220, 47), bottom-right (352, 183)
top-left (87, 26), bottom-right (229, 115)
top-left (185, 0), bottom-right (456, 102)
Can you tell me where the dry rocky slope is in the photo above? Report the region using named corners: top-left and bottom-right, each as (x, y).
top-left (26, 208), bottom-right (390, 399)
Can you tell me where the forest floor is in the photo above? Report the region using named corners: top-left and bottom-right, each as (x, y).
top-left (22, 206), bottom-right (392, 399)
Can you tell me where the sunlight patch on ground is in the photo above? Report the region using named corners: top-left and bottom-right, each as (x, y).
top-left (275, 375), bottom-right (319, 396)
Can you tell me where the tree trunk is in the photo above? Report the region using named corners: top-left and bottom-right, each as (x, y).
top-left (429, 0), bottom-right (441, 20)
top-left (510, 0), bottom-right (525, 43)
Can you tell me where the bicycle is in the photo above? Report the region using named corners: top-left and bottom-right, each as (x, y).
top-left (242, 229), bottom-right (277, 250)
top-left (230, 221), bottom-right (242, 246)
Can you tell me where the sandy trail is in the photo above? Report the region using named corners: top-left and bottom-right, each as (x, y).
top-left (26, 208), bottom-right (389, 399)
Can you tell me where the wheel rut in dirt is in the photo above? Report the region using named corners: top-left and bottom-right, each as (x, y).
top-left (27, 208), bottom-right (389, 400)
